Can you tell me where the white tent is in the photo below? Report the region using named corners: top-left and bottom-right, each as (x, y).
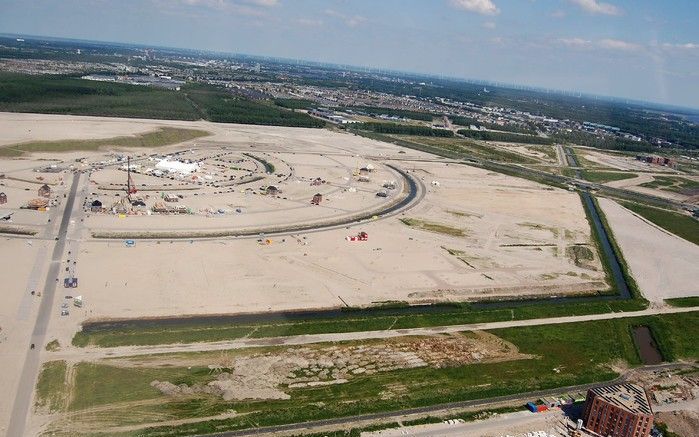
top-left (155, 159), bottom-right (199, 175)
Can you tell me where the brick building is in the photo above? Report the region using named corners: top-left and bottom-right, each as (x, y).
top-left (582, 383), bottom-right (653, 437)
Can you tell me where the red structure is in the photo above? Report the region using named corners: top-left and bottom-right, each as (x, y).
top-left (346, 232), bottom-right (368, 242)
top-left (582, 383), bottom-right (653, 437)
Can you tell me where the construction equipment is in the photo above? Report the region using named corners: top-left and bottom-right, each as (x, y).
top-left (126, 156), bottom-right (137, 199)
top-left (346, 231), bottom-right (368, 242)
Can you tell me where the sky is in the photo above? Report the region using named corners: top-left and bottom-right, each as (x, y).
top-left (1, 0), bottom-right (698, 108)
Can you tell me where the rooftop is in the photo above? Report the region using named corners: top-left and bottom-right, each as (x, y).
top-left (589, 383), bottom-right (653, 416)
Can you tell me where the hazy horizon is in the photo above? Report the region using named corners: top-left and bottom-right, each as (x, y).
top-left (2, 0), bottom-right (698, 108)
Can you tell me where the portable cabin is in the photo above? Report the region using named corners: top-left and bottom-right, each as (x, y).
top-left (38, 184), bottom-right (51, 198)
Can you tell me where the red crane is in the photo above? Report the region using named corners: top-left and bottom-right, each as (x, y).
top-left (127, 156), bottom-right (137, 197)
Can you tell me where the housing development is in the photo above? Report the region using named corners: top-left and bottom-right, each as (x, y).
top-left (0, 34), bottom-right (697, 437)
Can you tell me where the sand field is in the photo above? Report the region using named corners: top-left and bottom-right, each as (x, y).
top-left (598, 198), bottom-right (699, 302)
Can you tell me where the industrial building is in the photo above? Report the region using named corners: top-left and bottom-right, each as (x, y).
top-left (581, 383), bottom-right (653, 437)
top-left (635, 155), bottom-right (677, 168)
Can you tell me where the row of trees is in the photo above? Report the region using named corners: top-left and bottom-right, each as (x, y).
top-left (552, 131), bottom-right (656, 153)
top-left (357, 122), bottom-right (454, 137)
top-left (457, 129), bottom-right (553, 144)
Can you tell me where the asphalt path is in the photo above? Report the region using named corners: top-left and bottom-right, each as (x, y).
top-left (6, 172), bottom-right (80, 437)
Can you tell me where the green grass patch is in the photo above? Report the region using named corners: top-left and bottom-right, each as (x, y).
top-left (393, 135), bottom-right (539, 164)
top-left (400, 218), bottom-right (465, 236)
top-left (664, 296), bottom-right (699, 308)
top-left (457, 129), bottom-right (553, 145)
top-left (0, 127), bottom-right (210, 157)
top-left (73, 298), bottom-right (649, 348)
top-left (58, 312), bottom-right (698, 436)
top-left (639, 176), bottom-right (699, 194)
top-left (45, 339), bottom-right (61, 351)
top-left (565, 245), bottom-right (594, 267)
top-left (525, 145), bottom-right (558, 162)
top-left (243, 153), bottom-right (275, 174)
top-left (35, 360), bottom-right (67, 413)
top-left (621, 202), bottom-right (699, 245)
top-left (578, 170), bottom-right (637, 184)
top-left (70, 362), bottom-right (214, 411)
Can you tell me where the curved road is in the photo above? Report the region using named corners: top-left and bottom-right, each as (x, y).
top-left (92, 163), bottom-right (425, 240)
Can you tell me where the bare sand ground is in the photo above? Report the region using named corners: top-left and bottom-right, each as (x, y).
top-left (0, 112), bottom-right (611, 435)
top-left (0, 113), bottom-right (157, 146)
top-left (0, 112), bottom-right (606, 345)
top-left (59, 160), bottom-right (606, 344)
top-left (598, 198), bottom-right (699, 302)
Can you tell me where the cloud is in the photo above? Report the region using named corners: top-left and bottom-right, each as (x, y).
top-left (559, 37), bottom-right (592, 48)
top-left (325, 9), bottom-right (366, 28)
top-left (598, 38), bottom-right (640, 51)
top-left (662, 42), bottom-right (699, 50)
top-left (244, 0), bottom-right (278, 6)
top-left (482, 21), bottom-right (496, 29)
top-left (449, 0), bottom-right (500, 16)
top-left (295, 18), bottom-right (323, 27)
top-left (168, 0), bottom-right (276, 15)
top-left (569, 0), bottom-right (621, 16)
top-left (550, 10), bottom-right (567, 19)
top-left (557, 37), bottom-right (641, 51)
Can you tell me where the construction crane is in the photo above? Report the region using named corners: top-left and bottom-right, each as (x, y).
top-left (126, 156), bottom-right (137, 200)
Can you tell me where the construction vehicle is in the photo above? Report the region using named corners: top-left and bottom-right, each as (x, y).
top-left (346, 231), bottom-right (368, 242)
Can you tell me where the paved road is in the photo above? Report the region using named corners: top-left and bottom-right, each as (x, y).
top-left (6, 172), bottom-right (81, 437)
top-left (51, 306), bottom-right (696, 362)
top-left (369, 410), bottom-right (554, 437)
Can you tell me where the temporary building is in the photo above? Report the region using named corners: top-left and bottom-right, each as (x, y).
top-left (155, 159), bottom-right (199, 175)
top-left (26, 198), bottom-right (49, 210)
top-left (311, 193), bottom-right (323, 205)
top-left (38, 184), bottom-right (51, 198)
top-left (0, 192), bottom-right (6, 204)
